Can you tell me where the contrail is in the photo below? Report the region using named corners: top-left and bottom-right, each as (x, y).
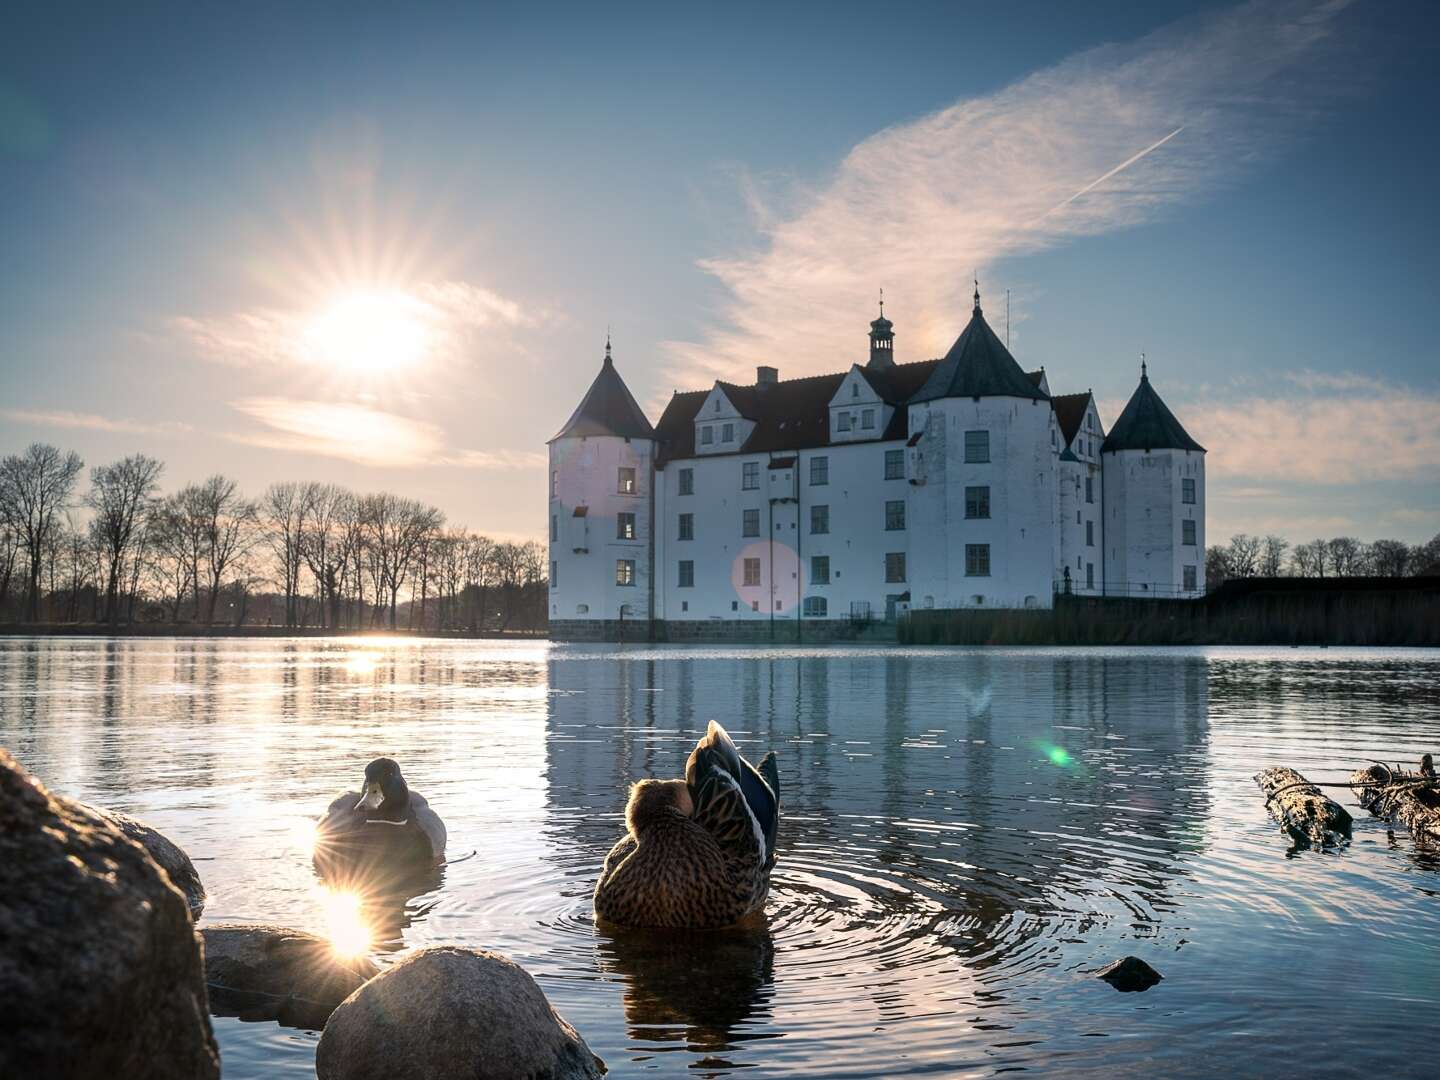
top-left (1051, 125), bottom-right (1187, 212)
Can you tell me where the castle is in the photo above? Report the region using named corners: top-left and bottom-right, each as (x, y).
top-left (547, 289), bottom-right (1205, 641)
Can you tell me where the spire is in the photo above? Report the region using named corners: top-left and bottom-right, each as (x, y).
top-left (1140, 352), bottom-right (1147, 380)
top-left (604, 329), bottom-right (613, 366)
top-left (867, 287), bottom-right (895, 369)
top-left (1102, 362), bottom-right (1204, 454)
top-left (973, 273), bottom-right (981, 313)
top-left (550, 335), bottom-right (656, 442)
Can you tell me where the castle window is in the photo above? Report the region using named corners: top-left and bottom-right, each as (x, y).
top-left (701, 426), bottom-right (714, 445)
top-left (885, 500), bottom-right (905, 531)
top-left (742, 461), bottom-right (759, 490)
top-left (810, 555), bottom-right (830, 585)
top-left (617, 513), bottom-right (636, 540)
top-left (678, 513), bottom-right (693, 541)
top-left (615, 560), bottom-right (635, 586)
top-left (551, 561), bottom-right (557, 587)
top-left (1183, 519), bottom-right (1197, 546)
top-left (964, 430), bottom-right (990, 463)
top-left (884, 449), bottom-right (904, 480)
top-left (1182, 478), bottom-right (1196, 504)
top-left (810, 505), bottom-right (829, 535)
top-left (678, 560), bottom-right (694, 588)
top-left (966, 544), bottom-right (991, 577)
top-left (576, 603), bottom-right (589, 614)
top-left (550, 470), bottom-right (557, 497)
top-left (743, 509), bottom-right (760, 537)
top-left (810, 456), bottom-right (829, 485)
top-left (678, 467), bottom-right (694, 495)
top-left (862, 409), bottom-right (875, 430)
top-left (885, 552), bottom-right (906, 583)
top-left (803, 596), bottom-right (828, 617)
top-left (617, 467), bottom-right (636, 493)
top-left (851, 382), bottom-right (860, 399)
top-left (752, 600), bottom-right (760, 611)
top-left (550, 514), bottom-right (557, 541)
top-left (1086, 521), bottom-right (1094, 547)
top-left (1086, 476), bottom-right (1094, 504)
top-left (743, 558), bottom-right (761, 587)
top-left (1086, 563), bottom-right (1094, 589)
top-left (965, 486), bottom-right (989, 519)
top-left (838, 412), bottom-right (852, 433)
top-left (1183, 564), bottom-right (1197, 591)
top-left (714, 398), bottom-right (721, 413)
top-left (722, 422), bottom-right (734, 443)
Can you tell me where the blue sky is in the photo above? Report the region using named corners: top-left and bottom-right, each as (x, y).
top-left (2, 0), bottom-right (1437, 544)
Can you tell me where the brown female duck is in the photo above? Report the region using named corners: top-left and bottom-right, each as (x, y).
top-left (594, 722), bottom-right (780, 930)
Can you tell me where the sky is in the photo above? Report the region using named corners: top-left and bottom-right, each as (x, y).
top-left (2, 0), bottom-right (1438, 546)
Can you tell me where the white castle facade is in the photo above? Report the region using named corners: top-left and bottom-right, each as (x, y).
top-left (547, 291), bottom-right (1205, 640)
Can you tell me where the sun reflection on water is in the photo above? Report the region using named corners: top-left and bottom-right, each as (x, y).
top-left (318, 887), bottom-right (372, 959)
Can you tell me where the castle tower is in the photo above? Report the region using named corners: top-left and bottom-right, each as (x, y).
top-left (1101, 360), bottom-right (1206, 597)
top-left (547, 337), bottom-right (657, 639)
top-left (905, 283), bottom-right (1056, 609)
top-left (867, 291), bottom-right (895, 369)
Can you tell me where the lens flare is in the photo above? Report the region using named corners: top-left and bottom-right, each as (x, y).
top-left (319, 887), bottom-right (372, 959)
top-left (1035, 741), bottom-right (1076, 769)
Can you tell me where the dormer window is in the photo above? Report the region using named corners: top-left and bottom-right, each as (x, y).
top-left (722, 422), bottom-right (734, 443)
top-left (714, 399), bottom-right (720, 413)
top-left (861, 409), bottom-right (874, 430)
top-left (701, 426), bottom-right (713, 445)
top-left (837, 413), bottom-right (851, 433)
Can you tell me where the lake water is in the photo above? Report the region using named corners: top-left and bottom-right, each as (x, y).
top-left (2, 638), bottom-right (1438, 1078)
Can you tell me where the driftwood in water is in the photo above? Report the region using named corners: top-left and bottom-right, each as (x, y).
top-left (1348, 766), bottom-right (1440, 843)
top-left (1254, 766), bottom-right (1352, 848)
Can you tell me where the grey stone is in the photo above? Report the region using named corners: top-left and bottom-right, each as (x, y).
top-left (316, 946), bottom-right (605, 1080)
top-left (0, 747), bottom-right (220, 1080)
top-left (91, 807), bottom-right (206, 919)
top-left (202, 923), bottom-right (378, 1030)
top-left (1095, 955), bottom-right (1163, 992)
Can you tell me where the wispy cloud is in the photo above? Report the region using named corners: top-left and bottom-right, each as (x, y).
top-left (668, 0), bottom-right (1357, 386)
top-left (228, 398), bottom-right (547, 470)
top-left (1, 408), bottom-right (192, 436)
top-left (173, 280), bottom-right (538, 370)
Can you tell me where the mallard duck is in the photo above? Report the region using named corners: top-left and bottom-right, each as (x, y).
top-left (594, 722), bottom-right (780, 930)
top-left (313, 758), bottom-right (446, 883)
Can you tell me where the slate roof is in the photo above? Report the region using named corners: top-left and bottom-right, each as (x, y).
top-left (909, 303), bottom-right (1048, 404)
top-left (1101, 369), bottom-right (1205, 454)
top-left (550, 352), bottom-right (656, 442)
top-left (1050, 392), bottom-right (1092, 446)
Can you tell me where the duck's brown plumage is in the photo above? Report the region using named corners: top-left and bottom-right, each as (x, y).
top-left (594, 724), bottom-right (780, 930)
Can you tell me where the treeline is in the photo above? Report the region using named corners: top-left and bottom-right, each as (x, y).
top-left (1205, 532), bottom-right (1440, 590)
top-left (0, 442), bottom-right (547, 633)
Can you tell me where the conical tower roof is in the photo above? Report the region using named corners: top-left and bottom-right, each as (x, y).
top-left (549, 340), bottom-right (656, 442)
top-left (909, 288), bottom-right (1047, 404)
top-left (1101, 363), bottom-right (1204, 453)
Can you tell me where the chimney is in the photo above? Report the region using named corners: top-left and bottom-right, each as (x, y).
top-left (756, 365), bottom-right (778, 386)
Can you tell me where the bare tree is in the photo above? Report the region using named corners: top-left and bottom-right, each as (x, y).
top-left (299, 484), bottom-right (354, 630)
top-left (0, 443), bottom-right (85, 620)
top-left (181, 475), bottom-right (258, 625)
top-left (1368, 539), bottom-right (1411, 577)
top-left (1413, 533), bottom-right (1440, 576)
top-left (86, 454), bottom-right (164, 625)
top-left (1326, 536), bottom-right (1367, 576)
top-left (1225, 533), bottom-right (1262, 578)
top-left (1292, 539), bottom-right (1329, 578)
top-left (1204, 546), bottom-right (1230, 591)
top-left (1258, 535), bottom-right (1289, 577)
top-left (0, 521), bottom-right (20, 613)
top-left (261, 481), bottom-right (310, 627)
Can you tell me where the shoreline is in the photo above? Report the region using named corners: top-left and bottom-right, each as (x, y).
top-left (0, 624), bottom-right (545, 640)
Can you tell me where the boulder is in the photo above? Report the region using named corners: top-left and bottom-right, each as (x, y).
top-left (202, 923), bottom-right (378, 1030)
top-left (91, 807), bottom-right (206, 919)
top-left (1095, 955), bottom-right (1163, 992)
top-left (316, 946), bottom-right (605, 1080)
top-left (0, 748), bottom-right (220, 1080)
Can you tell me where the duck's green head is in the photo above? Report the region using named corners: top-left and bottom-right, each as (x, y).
top-left (355, 757), bottom-right (410, 814)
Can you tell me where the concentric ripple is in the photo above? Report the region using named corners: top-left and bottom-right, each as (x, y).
top-left (1, 639), bottom-right (1438, 1078)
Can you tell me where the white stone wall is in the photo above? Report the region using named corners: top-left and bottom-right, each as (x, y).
top-left (1058, 401), bottom-right (1106, 595)
top-left (654, 440), bottom-right (914, 625)
top-left (548, 435), bottom-right (654, 621)
top-left (1101, 448), bottom-right (1205, 597)
top-left (907, 395), bottom-right (1057, 610)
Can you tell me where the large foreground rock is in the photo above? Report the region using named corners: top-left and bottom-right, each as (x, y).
top-left (0, 748), bottom-right (219, 1080)
top-left (202, 923), bottom-right (378, 1030)
top-left (316, 946), bottom-right (605, 1080)
top-left (91, 806), bottom-right (206, 918)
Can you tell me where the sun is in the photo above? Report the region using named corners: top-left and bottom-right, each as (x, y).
top-left (301, 288), bottom-right (432, 375)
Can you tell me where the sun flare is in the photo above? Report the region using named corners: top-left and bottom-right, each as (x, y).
top-left (318, 887), bottom-right (373, 959)
top-left (302, 289), bottom-right (431, 375)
